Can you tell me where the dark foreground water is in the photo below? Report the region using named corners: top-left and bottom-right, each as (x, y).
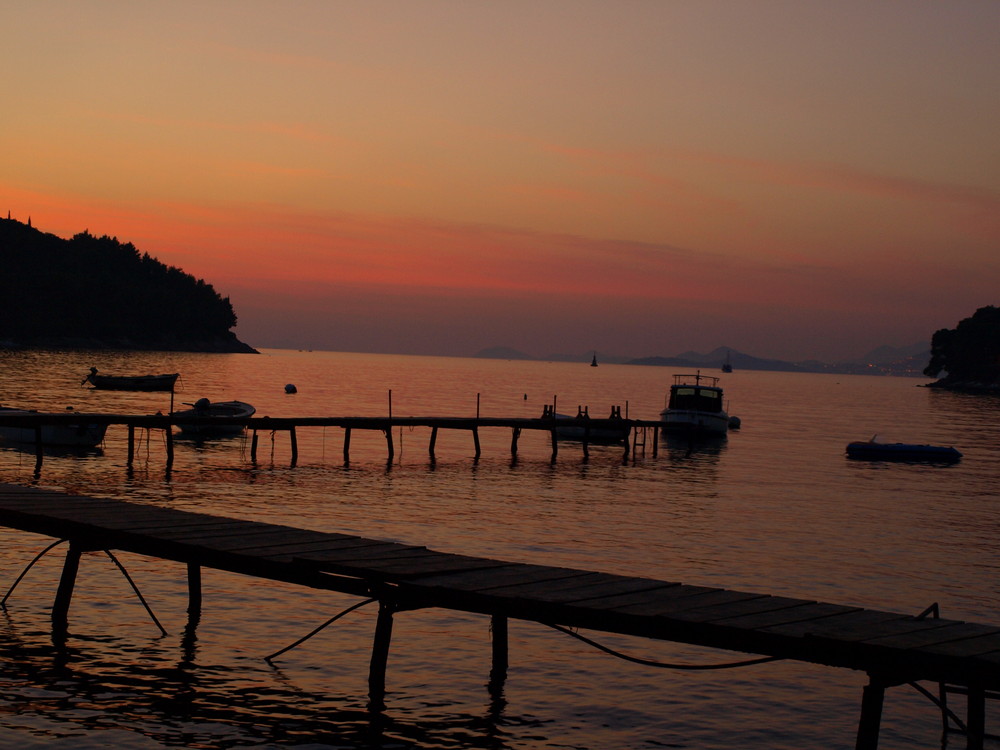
top-left (0, 348), bottom-right (998, 749)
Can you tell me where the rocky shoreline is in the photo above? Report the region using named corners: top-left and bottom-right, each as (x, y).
top-left (0, 334), bottom-right (258, 354)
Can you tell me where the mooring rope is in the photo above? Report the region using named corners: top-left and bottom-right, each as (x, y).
top-left (264, 597), bottom-right (378, 662)
top-left (103, 550), bottom-right (168, 636)
top-left (545, 623), bottom-right (782, 670)
top-left (0, 538), bottom-right (66, 608)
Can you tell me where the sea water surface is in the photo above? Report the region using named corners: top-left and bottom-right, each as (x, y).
top-left (0, 348), bottom-right (998, 749)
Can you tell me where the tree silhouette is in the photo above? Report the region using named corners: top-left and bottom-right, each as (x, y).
top-left (1, 217), bottom-right (254, 352)
top-left (924, 306), bottom-right (1000, 383)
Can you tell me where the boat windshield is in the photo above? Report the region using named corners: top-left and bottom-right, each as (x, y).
top-left (668, 387), bottom-right (723, 412)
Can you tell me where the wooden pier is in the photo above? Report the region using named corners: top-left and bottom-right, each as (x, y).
top-left (0, 482), bottom-right (997, 748)
top-left (0, 410), bottom-right (665, 473)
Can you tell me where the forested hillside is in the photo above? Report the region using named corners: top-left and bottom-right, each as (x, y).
top-left (0, 217), bottom-right (256, 352)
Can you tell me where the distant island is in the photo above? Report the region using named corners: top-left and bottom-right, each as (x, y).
top-left (475, 343), bottom-right (931, 377)
top-left (1, 217), bottom-right (256, 353)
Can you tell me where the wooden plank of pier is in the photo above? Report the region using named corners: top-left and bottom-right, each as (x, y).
top-left (0, 483), bottom-right (996, 748)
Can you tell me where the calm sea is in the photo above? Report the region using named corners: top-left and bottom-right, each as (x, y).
top-left (0, 348), bottom-right (998, 749)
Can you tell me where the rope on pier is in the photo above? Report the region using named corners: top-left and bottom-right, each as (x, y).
top-left (103, 550), bottom-right (168, 637)
top-left (1, 538), bottom-right (66, 607)
top-left (545, 623), bottom-right (782, 671)
top-left (1, 540), bottom-right (167, 636)
top-left (264, 597), bottom-right (377, 662)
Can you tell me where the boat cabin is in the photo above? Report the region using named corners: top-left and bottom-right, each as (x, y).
top-left (666, 374), bottom-right (725, 413)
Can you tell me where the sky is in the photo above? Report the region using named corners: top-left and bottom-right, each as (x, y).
top-left (2, 1), bottom-right (998, 362)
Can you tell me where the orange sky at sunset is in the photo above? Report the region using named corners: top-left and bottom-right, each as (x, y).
top-left (3, 2), bottom-right (998, 362)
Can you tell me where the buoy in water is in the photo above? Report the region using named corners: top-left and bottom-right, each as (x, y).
top-left (285, 383), bottom-right (297, 394)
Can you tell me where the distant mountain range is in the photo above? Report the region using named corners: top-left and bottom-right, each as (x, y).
top-left (474, 343), bottom-right (930, 377)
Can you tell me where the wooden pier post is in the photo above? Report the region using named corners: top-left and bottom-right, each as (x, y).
top-left (127, 424), bottom-right (135, 467)
top-left (187, 562), bottom-right (202, 618)
top-left (343, 427), bottom-right (352, 464)
top-left (52, 541), bottom-right (83, 630)
top-left (165, 428), bottom-right (174, 469)
top-left (250, 430), bottom-right (259, 463)
top-left (33, 425), bottom-right (43, 476)
top-left (550, 429), bottom-right (558, 463)
top-left (490, 614), bottom-right (508, 683)
top-left (429, 426), bottom-right (438, 459)
top-left (368, 600), bottom-right (396, 710)
top-left (472, 427), bottom-right (481, 460)
top-left (855, 674), bottom-right (887, 750)
top-left (510, 427), bottom-right (521, 458)
top-left (289, 426), bottom-right (298, 467)
top-left (384, 429), bottom-right (394, 461)
top-left (967, 685), bottom-right (986, 750)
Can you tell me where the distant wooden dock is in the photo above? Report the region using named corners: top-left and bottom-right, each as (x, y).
top-left (0, 482), bottom-right (997, 749)
top-left (0, 410), bottom-right (667, 474)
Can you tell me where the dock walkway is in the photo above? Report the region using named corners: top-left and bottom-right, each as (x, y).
top-left (0, 482), bottom-right (997, 749)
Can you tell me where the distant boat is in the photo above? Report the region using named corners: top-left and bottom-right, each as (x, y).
top-left (172, 398), bottom-right (255, 438)
top-left (660, 371), bottom-right (731, 436)
top-left (845, 437), bottom-right (962, 463)
top-left (83, 368), bottom-right (179, 392)
top-left (591, 352), bottom-right (598, 367)
top-left (0, 406), bottom-right (107, 447)
top-left (722, 350), bottom-right (733, 373)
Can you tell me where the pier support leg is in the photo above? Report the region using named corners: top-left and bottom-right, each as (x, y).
top-left (127, 424), bottom-right (135, 467)
top-left (510, 427), bottom-right (520, 458)
top-left (490, 614), bottom-right (508, 688)
top-left (165, 428), bottom-right (174, 469)
top-left (966, 685), bottom-right (985, 750)
top-left (187, 562), bottom-right (202, 619)
top-left (343, 428), bottom-right (352, 464)
top-left (472, 427), bottom-right (481, 460)
top-left (550, 429), bottom-right (558, 464)
top-left (429, 427), bottom-right (438, 460)
top-left (34, 425), bottom-right (43, 477)
top-left (289, 426), bottom-right (298, 467)
top-left (251, 430), bottom-right (259, 463)
top-left (384, 429), bottom-right (394, 462)
top-left (368, 600), bottom-right (396, 710)
top-left (855, 675), bottom-right (887, 750)
top-left (52, 542), bottom-right (83, 631)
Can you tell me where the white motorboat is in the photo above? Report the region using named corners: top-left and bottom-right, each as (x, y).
top-left (659, 372), bottom-right (731, 436)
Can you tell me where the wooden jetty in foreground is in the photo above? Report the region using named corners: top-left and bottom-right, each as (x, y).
top-left (0, 483), bottom-right (997, 748)
top-left (0, 410), bottom-right (666, 473)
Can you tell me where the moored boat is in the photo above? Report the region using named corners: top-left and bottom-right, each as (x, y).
top-left (172, 398), bottom-right (255, 437)
top-left (846, 437), bottom-right (962, 463)
top-left (544, 405), bottom-right (630, 444)
top-left (83, 368), bottom-right (179, 392)
top-left (0, 406), bottom-right (107, 447)
top-left (660, 372), bottom-right (730, 436)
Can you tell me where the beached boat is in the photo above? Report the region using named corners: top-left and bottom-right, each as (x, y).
top-left (0, 406), bottom-right (107, 447)
top-left (845, 437), bottom-right (962, 463)
top-left (660, 372), bottom-right (731, 436)
top-left (172, 398), bottom-right (255, 437)
top-left (83, 368), bottom-right (179, 392)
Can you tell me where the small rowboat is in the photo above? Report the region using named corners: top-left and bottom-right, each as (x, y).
top-left (846, 438), bottom-right (962, 463)
top-left (83, 368), bottom-right (179, 392)
top-left (172, 398), bottom-right (255, 438)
